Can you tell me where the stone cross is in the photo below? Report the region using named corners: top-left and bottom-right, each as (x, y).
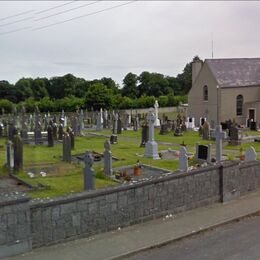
top-left (144, 110), bottom-right (160, 159)
top-left (84, 151), bottom-right (95, 191)
top-left (154, 100), bottom-right (160, 127)
top-left (179, 146), bottom-right (188, 172)
top-left (212, 125), bottom-right (226, 162)
top-left (103, 140), bottom-right (112, 176)
top-left (245, 146), bottom-right (257, 161)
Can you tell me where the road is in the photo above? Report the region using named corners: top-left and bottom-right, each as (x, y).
top-left (127, 215), bottom-right (260, 260)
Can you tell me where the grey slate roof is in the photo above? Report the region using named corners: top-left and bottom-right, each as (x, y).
top-left (206, 58), bottom-right (260, 87)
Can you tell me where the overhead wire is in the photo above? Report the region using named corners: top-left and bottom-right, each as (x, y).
top-left (0, 1), bottom-right (138, 35)
top-left (34, 1), bottom-right (101, 22)
top-left (0, 10), bottom-right (34, 22)
top-left (35, 0), bottom-right (79, 15)
top-left (32, 1), bottom-right (137, 31)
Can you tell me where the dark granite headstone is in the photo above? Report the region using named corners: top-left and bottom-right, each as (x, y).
top-left (13, 135), bottom-right (23, 172)
top-left (197, 145), bottom-right (208, 160)
top-left (47, 125), bottom-right (54, 147)
top-left (140, 123), bottom-right (149, 147)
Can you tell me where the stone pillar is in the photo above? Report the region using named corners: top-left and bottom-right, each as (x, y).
top-left (179, 146), bottom-right (188, 172)
top-left (103, 140), bottom-right (112, 176)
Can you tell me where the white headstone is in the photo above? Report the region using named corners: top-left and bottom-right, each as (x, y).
top-left (245, 146), bottom-right (257, 162)
top-left (154, 100), bottom-right (160, 127)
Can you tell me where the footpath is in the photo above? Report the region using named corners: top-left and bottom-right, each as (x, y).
top-left (6, 189), bottom-right (260, 260)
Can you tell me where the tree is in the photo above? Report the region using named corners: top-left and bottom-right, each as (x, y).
top-left (31, 78), bottom-right (49, 100)
top-left (122, 72), bottom-right (138, 99)
top-left (138, 72), bottom-right (169, 97)
top-left (0, 81), bottom-right (17, 103)
top-left (85, 83), bottom-right (113, 110)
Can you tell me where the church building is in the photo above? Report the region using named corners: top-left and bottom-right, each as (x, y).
top-left (188, 58), bottom-right (260, 127)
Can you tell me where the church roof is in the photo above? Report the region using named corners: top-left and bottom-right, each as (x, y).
top-left (205, 58), bottom-right (260, 87)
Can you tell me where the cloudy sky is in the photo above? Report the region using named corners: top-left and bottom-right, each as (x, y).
top-left (0, 1), bottom-right (259, 87)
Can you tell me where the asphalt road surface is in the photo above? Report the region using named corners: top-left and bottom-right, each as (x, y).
top-left (127, 215), bottom-right (260, 260)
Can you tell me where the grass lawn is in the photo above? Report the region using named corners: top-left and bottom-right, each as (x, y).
top-left (0, 128), bottom-right (259, 198)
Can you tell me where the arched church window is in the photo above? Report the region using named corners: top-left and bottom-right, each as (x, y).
top-left (203, 85), bottom-right (208, 101)
top-left (236, 95), bottom-right (243, 116)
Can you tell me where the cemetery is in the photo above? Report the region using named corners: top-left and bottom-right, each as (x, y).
top-left (0, 103), bottom-right (260, 258)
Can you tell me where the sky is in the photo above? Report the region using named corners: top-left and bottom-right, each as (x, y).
top-left (0, 1), bottom-right (260, 87)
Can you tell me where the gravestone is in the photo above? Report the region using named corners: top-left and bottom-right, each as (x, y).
top-left (140, 123), bottom-right (149, 147)
top-left (179, 146), bottom-right (188, 172)
top-left (154, 100), bottom-right (160, 127)
top-left (212, 125), bottom-right (226, 162)
top-left (229, 125), bottom-right (241, 145)
top-left (84, 151), bottom-right (95, 191)
top-left (52, 123), bottom-right (58, 140)
top-left (159, 123), bottom-right (168, 135)
top-left (47, 125), bottom-right (54, 147)
top-left (13, 135), bottom-right (23, 172)
top-left (110, 134), bottom-right (118, 144)
top-left (144, 110), bottom-right (160, 159)
top-left (58, 124), bottom-right (63, 140)
top-left (174, 127), bottom-right (183, 136)
top-left (133, 117), bottom-right (139, 131)
top-left (196, 143), bottom-right (211, 163)
top-left (117, 116), bottom-right (122, 134)
top-left (96, 112), bottom-right (103, 131)
top-left (63, 133), bottom-right (71, 163)
top-left (112, 113), bottom-right (118, 134)
top-left (245, 147), bottom-right (257, 161)
top-left (6, 140), bottom-right (14, 170)
top-left (0, 123), bottom-right (2, 137)
top-left (34, 121), bottom-right (42, 144)
top-left (72, 116), bottom-right (79, 136)
top-left (67, 127), bottom-right (75, 150)
top-left (103, 140), bottom-right (112, 176)
top-left (250, 121), bottom-right (258, 131)
top-left (202, 121), bottom-right (210, 140)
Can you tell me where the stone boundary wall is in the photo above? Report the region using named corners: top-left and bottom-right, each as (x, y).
top-left (1, 161), bottom-right (260, 257)
top-left (0, 196), bottom-right (31, 258)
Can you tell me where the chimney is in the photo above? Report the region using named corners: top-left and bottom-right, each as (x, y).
top-left (192, 60), bottom-right (203, 85)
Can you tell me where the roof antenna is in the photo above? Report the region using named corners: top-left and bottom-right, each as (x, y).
top-left (211, 32), bottom-right (214, 59)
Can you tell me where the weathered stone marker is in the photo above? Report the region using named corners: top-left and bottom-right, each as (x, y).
top-left (84, 151), bottom-right (95, 191)
top-left (13, 135), bottom-right (23, 172)
top-left (6, 140), bottom-right (14, 170)
top-left (179, 146), bottom-right (188, 172)
top-left (47, 125), bottom-right (54, 147)
top-left (212, 125), bottom-right (226, 162)
top-left (103, 140), bottom-right (112, 176)
top-left (63, 133), bottom-right (71, 163)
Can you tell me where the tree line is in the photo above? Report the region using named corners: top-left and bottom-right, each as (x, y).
top-left (0, 56), bottom-right (201, 113)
